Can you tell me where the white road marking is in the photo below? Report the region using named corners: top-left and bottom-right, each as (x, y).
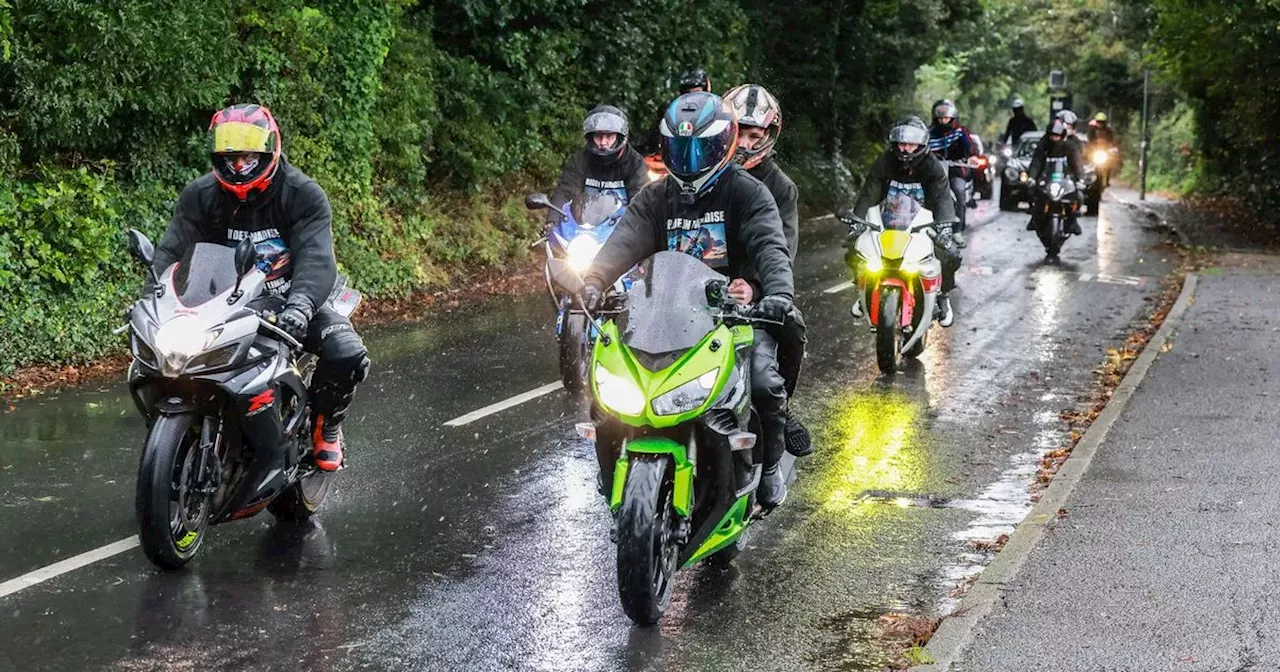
top-left (823, 280), bottom-right (856, 294)
top-left (0, 536), bottom-right (138, 599)
top-left (1092, 273), bottom-right (1146, 286)
top-left (443, 381), bottom-right (564, 427)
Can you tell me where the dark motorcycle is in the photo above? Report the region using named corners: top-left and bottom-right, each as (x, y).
top-left (1030, 174), bottom-right (1078, 261)
top-left (121, 230), bottom-right (360, 569)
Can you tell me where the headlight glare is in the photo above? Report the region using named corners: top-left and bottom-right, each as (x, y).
top-left (152, 318), bottom-right (215, 378)
top-left (566, 236), bottom-right (602, 273)
top-left (594, 364), bottom-right (645, 416)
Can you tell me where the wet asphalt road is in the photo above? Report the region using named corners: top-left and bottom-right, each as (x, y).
top-left (0, 186), bottom-right (1177, 671)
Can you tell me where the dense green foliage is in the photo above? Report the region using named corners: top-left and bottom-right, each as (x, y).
top-left (3, 0), bottom-right (1265, 375)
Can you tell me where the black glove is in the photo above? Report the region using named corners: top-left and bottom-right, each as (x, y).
top-left (936, 223), bottom-right (957, 253)
top-left (757, 294), bottom-right (793, 322)
top-left (276, 295), bottom-right (314, 342)
top-left (581, 284), bottom-right (603, 312)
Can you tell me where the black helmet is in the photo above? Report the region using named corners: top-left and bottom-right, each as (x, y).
top-left (583, 105), bottom-right (629, 159)
top-left (660, 92), bottom-right (738, 198)
top-left (678, 67), bottom-right (711, 94)
top-left (932, 99), bottom-right (959, 126)
top-left (887, 117), bottom-right (930, 170)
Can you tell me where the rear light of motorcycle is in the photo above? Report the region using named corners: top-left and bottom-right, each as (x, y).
top-left (921, 274), bottom-right (942, 293)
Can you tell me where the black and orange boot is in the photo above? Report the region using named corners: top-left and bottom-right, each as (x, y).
top-left (312, 415), bottom-right (345, 471)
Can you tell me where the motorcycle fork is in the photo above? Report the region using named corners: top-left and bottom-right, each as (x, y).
top-left (194, 415), bottom-right (223, 495)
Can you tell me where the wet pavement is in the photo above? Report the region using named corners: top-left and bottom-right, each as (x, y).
top-left (0, 186), bottom-right (1177, 671)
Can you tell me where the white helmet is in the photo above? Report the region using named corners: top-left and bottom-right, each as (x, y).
top-left (724, 84), bottom-right (782, 169)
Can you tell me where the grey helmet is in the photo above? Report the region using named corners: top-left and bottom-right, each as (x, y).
top-left (887, 116), bottom-right (930, 170)
top-left (1055, 109), bottom-right (1078, 131)
top-left (583, 105), bottom-right (629, 157)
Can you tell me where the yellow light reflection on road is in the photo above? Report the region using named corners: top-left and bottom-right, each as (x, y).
top-left (808, 387), bottom-right (928, 512)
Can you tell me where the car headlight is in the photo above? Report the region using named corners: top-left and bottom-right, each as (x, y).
top-left (1019, 171), bottom-right (1029, 183)
top-left (652, 369), bottom-right (719, 416)
top-left (594, 363), bottom-right (645, 416)
top-left (1091, 149), bottom-right (1109, 166)
top-left (566, 235), bottom-right (602, 273)
top-left (152, 318), bottom-right (219, 378)
top-left (1004, 167), bottom-right (1020, 181)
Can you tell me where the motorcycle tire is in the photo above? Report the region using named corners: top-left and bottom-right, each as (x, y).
top-left (136, 412), bottom-right (209, 570)
top-left (616, 454), bottom-right (678, 625)
top-left (875, 287), bottom-right (902, 375)
top-left (905, 326), bottom-right (928, 359)
top-left (999, 184), bottom-right (1018, 212)
top-left (559, 313), bottom-right (590, 396)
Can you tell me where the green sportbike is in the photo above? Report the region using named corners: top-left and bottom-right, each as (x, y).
top-left (549, 251), bottom-right (798, 625)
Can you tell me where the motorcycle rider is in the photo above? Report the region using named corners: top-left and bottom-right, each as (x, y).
top-left (847, 116), bottom-right (961, 327)
top-left (1088, 112), bottom-right (1116, 146)
top-left (547, 105), bottom-right (649, 228)
top-left (582, 92), bottom-right (796, 507)
top-left (1002, 98), bottom-right (1038, 146)
top-left (1026, 117), bottom-right (1085, 235)
top-left (928, 99), bottom-right (976, 247)
top-left (1056, 109), bottom-right (1084, 153)
top-left (725, 83), bottom-right (811, 456)
top-left (153, 103), bottom-right (370, 472)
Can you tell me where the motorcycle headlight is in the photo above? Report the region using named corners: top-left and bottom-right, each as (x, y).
top-left (1049, 182), bottom-right (1064, 199)
top-left (1002, 146), bottom-right (1013, 158)
top-left (594, 364), bottom-right (645, 416)
top-left (1019, 171), bottom-right (1029, 183)
top-left (152, 318), bottom-right (219, 378)
top-left (1091, 149), bottom-right (1109, 166)
top-left (861, 254), bottom-right (883, 274)
top-left (566, 235), bottom-right (602, 273)
top-left (651, 369), bottom-right (719, 416)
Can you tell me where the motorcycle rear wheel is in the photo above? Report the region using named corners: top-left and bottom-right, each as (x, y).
top-left (136, 412), bottom-right (210, 569)
top-left (875, 287), bottom-right (903, 374)
top-left (616, 454), bottom-right (678, 625)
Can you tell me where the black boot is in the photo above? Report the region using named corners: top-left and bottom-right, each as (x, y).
top-left (785, 411), bottom-right (813, 457)
top-left (757, 415), bottom-right (788, 508)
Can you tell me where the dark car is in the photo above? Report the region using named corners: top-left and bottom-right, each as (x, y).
top-left (998, 131), bottom-right (1043, 211)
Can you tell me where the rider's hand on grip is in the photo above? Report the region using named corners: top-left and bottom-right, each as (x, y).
top-left (757, 295), bottom-right (792, 323)
top-left (277, 306), bottom-right (310, 341)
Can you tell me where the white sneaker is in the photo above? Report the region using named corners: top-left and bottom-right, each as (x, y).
top-left (938, 295), bottom-right (955, 327)
top-left (850, 299), bottom-right (864, 319)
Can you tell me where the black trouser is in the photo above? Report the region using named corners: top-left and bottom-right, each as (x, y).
top-left (751, 328), bottom-right (788, 468)
top-left (772, 307), bottom-right (807, 398)
top-left (301, 307), bottom-right (371, 426)
top-left (937, 240), bottom-right (961, 294)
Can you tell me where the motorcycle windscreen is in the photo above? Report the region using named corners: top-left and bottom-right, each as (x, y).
top-left (617, 251), bottom-right (722, 357)
top-left (172, 242), bottom-right (240, 307)
top-left (881, 184), bottom-right (925, 231)
top-left (574, 192), bottom-right (626, 229)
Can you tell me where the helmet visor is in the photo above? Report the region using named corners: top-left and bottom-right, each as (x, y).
top-left (662, 119), bottom-right (734, 178)
top-left (888, 124), bottom-right (929, 146)
top-left (211, 122), bottom-right (273, 154)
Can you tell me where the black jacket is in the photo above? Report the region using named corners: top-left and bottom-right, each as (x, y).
top-left (1027, 138), bottom-right (1084, 184)
top-left (852, 153), bottom-right (959, 225)
top-left (1003, 112), bottom-right (1038, 145)
top-left (749, 158), bottom-right (799, 260)
top-left (584, 164), bottom-right (794, 300)
top-left (154, 160), bottom-right (337, 311)
top-left (549, 147), bottom-right (650, 223)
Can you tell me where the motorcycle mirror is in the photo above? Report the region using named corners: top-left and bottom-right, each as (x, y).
top-left (234, 237), bottom-right (258, 278)
top-left (126, 229), bottom-right (155, 267)
top-left (524, 193), bottom-right (555, 211)
top-left (547, 258), bottom-right (585, 296)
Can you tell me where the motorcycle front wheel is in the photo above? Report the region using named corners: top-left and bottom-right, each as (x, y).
top-left (559, 313), bottom-right (590, 396)
top-left (616, 453), bottom-right (678, 625)
top-left (136, 412), bottom-right (211, 569)
top-left (876, 286), bottom-right (903, 374)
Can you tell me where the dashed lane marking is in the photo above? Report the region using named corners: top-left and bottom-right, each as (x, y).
top-left (443, 381), bottom-right (564, 427)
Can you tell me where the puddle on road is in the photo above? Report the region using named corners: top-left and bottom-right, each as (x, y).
top-left (853, 398), bottom-right (1070, 615)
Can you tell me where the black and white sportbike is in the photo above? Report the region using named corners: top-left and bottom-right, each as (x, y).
top-left (121, 230), bottom-right (360, 569)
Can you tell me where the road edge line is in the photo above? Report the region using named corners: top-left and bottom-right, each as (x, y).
top-left (910, 272), bottom-right (1199, 671)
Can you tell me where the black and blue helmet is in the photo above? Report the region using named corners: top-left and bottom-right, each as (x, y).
top-left (660, 92), bottom-right (738, 198)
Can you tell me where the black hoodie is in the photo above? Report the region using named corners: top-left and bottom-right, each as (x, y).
top-left (154, 160), bottom-right (337, 311)
top-left (548, 147), bottom-right (650, 223)
top-left (584, 163), bottom-right (793, 300)
top-left (748, 157), bottom-right (799, 260)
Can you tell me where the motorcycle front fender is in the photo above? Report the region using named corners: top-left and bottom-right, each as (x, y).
top-left (610, 436), bottom-right (694, 517)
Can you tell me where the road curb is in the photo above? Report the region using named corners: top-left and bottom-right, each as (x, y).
top-left (910, 272), bottom-right (1199, 671)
